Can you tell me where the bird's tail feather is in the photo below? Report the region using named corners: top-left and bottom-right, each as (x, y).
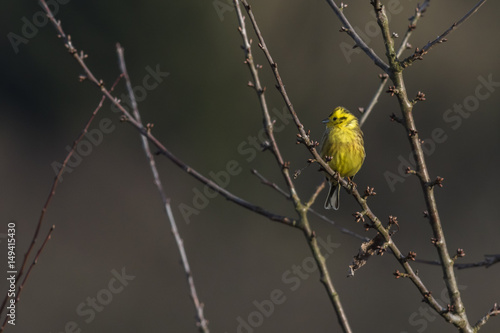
top-left (324, 182), bottom-right (340, 210)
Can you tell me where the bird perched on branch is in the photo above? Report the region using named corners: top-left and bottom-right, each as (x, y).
top-left (320, 106), bottom-right (365, 210)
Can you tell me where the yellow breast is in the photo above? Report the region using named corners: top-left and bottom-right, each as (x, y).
top-left (320, 126), bottom-right (365, 178)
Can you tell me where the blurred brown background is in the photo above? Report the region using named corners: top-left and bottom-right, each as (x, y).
top-left (1, 1), bottom-right (500, 332)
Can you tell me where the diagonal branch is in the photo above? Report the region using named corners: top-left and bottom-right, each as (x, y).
top-left (116, 45), bottom-right (209, 333)
top-left (324, 0), bottom-right (390, 73)
top-left (251, 169), bottom-right (370, 243)
top-left (38, 1), bottom-right (349, 331)
top-left (239, 0), bottom-right (459, 326)
top-left (359, 0), bottom-right (430, 127)
top-left (0, 74), bottom-right (122, 324)
top-left (38, 0), bottom-right (294, 227)
top-left (473, 303), bottom-right (500, 331)
top-left (370, 1), bottom-right (487, 331)
top-left (234, 1), bottom-right (300, 206)
top-left (401, 0), bottom-right (487, 68)
top-left (305, 180), bottom-right (326, 210)
top-left (0, 226), bottom-right (54, 332)
top-left (235, 1), bottom-right (352, 332)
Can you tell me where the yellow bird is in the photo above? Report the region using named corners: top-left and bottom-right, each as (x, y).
top-left (320, 106), bottom-right (365, 210)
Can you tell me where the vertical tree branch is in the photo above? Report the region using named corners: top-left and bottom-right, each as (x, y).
top-left (233, 0), bottom-right (300, 205)
top-left (234, 1), bottom-right (352, 332)
top-left (246, 0), bottom-right (488, 330)
top-left (236, 4), bottom-right (449, 323)
top-left (359, 0), bottom-right (430, 127)
top-left (32, 0), bottom-right (495, 332)
top-left (371, 1), bottom-right (474, 331)
top-left (40, 0), bottom-right (294, 226)
top-left (116, 45), bottom-right (209, 332)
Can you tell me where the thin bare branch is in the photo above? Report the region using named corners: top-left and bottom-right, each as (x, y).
top-left (398, 1), bottom-right (430, 58)
top-left (241, 0), bottom-right (465, 326)
top-left (233, 0), bottom-right (300, 206)
top-left (359, 76), bottom-right (388, 128)
top-left (415, 254), bottom-right (500, 270)
top-left (457, 254), bottom-right (500, 270)
top-left (371, 1), bottom-right (482, 331)
top-left (38, 0), bottom-right (294, 229)
top-left (324, 0), bottom-right (390, 73)
top-left (234, 1), bottom-right (467, 331)
top-left (33, 1), bottom-right (493, 333)
top-left (473, 303), bottom-right (500, 331)
top-left (235, 1), bottom-right (352, 331)
top-left (305, 180), bottom-right (326, 209)
top-left (401, 0), bottom-right (487, 68)
top-left (237, 0), bottom-right (326, 166)
top-left (0, 73), bottom-right (122, 322)
top-left (165, 204), bottom-right (209, 332)
top-left (16, 226), bottom-right (55, 301)
top-left (0, 226), bottom-right (55, 332)
top-left (359, 0), bottom-right (430, 127)
top-left (251, 169), bottom-right (370, 243)
top-left (116, 45), bottom-right (209, 333)
top-left (251, 169), bottom-right (291, 199)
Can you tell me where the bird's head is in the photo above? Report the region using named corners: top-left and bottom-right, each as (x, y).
top-left (322, 106), bottom-right (358, 129)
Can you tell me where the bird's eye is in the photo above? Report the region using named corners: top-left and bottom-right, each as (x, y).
top-left (332, 117), bottom-right (337, 121)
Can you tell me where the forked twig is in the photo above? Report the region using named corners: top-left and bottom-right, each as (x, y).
top-left (324, 0), bottom-right (390, 73)
top-left (29, 1), bottom-right (496, 332)
top-left (0, 226), bottom-right (54, 332)
top-left (238, 0), bottom-right (467, 327)
top-left (368, 0), bottom-right (487, 330)
top-left (234, 1), bottom-right (352, 331)
top-left (474, 303), bottom-right (500, 330)
top-left (38, 0), bottom-right (294, 228)
top-left (0, 75), bottom-right (122, 325)
top-left (359, 0), bottom-right (430, 127)
top-left (251, 169), bottom-right (370, 243)
top-left (401, 0), bottom-right (488, 68)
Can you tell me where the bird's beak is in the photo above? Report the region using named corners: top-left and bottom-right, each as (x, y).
top-left (322, 118), bottom-right (330, 124)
